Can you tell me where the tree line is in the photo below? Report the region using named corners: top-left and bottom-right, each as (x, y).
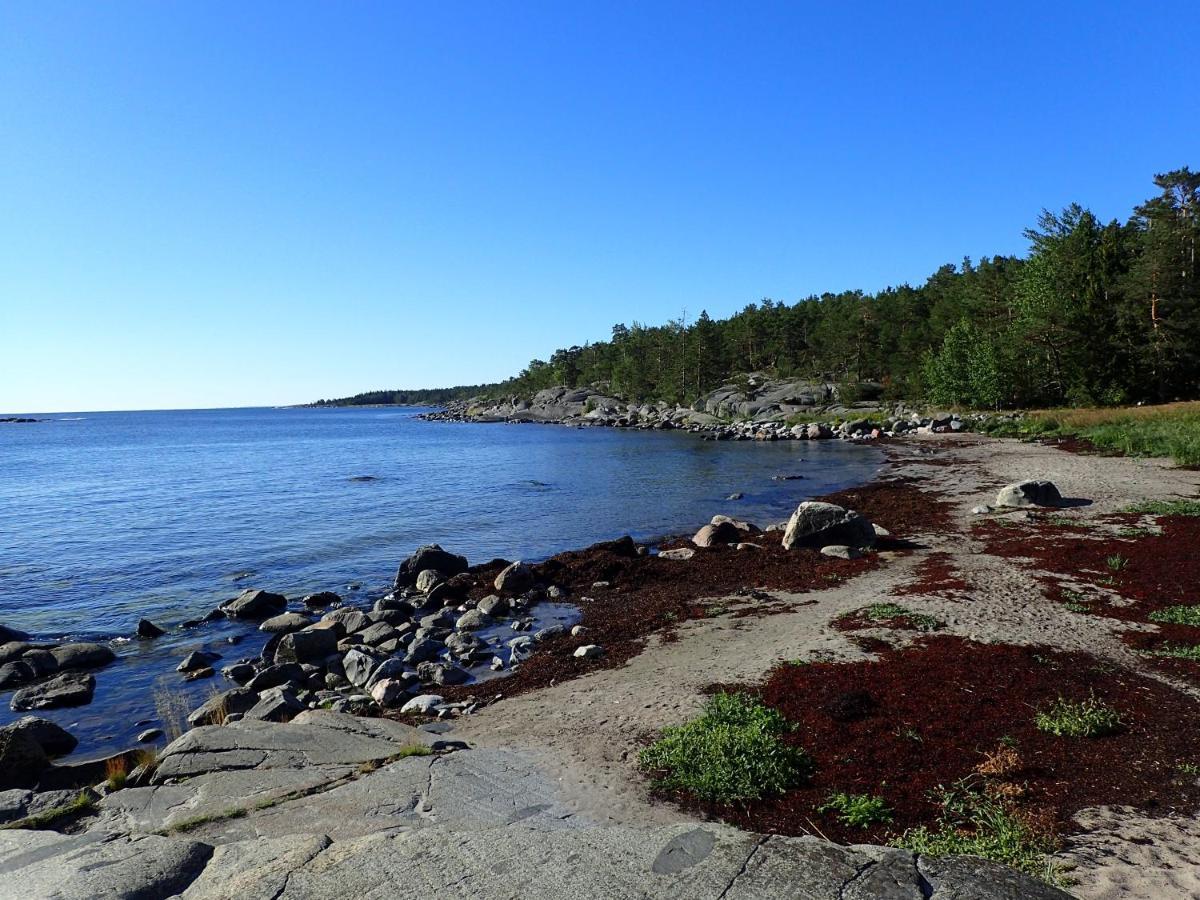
top-left (320, 168), bottom-right (1199, 410)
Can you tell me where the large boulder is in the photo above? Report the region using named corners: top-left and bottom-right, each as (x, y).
top-left (494, 561), bottom-right (535, 595)
top-left (692, 521), bottom-right (742, 548)
top-left (49, 642), bottom-right (115, 671)
top-left (245, 686), bottom-right (303, 723)
top-left (275, 628), bottom-right (338, 665)
top-left (221, 589), bottom-right (288, 619)
top-left (0, 624), bottom-right (29, 644)
top-left (0, 726), bottom-right (49, 789)
top-left (781, 502), bottom-right (876, 550)
top-left (8, 716), bottom-right (77, 757)
top-left (342, 649), bottom-right (383, 688)
top-left (10, 673), bottom-right (95, 711)
top-left (0, 642), bottom-right (29, 665)
top-left (995, 480), bottom-right (1064, 508)
top-left (259, 612), bottom-right (313, 634)
top-left (394, 545), bottom-right (468, 590)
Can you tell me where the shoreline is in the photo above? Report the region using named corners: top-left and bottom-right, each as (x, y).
top-left (4, 433), bottom-right (1200, 897)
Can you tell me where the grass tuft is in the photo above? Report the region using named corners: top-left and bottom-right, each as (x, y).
top-left (817, 791), bottom-right (893, 828)
top-left (1125, 499), bottom-right (1200, 517)
top-left (849, 603), bottom-right (944, 632)
top-left (892, 778), bottom-right (1063, 885)
top-left (639, 692), bottom-right (811, 804)
top-left (0, 792), bottom-right (96, 831)
top-left (1035, 694), bottom-right (1122, 737)
top-left (1147, 643), bottom-right (1200, 662)
top-left (1149, 605), bottom-right (1200, 626)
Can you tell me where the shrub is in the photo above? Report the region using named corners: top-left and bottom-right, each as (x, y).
top-left (639, 693), bottom-right (811, 804)
top-left (1035, 694), bottom-right (1122, 737)
top-left (817, 792), bottom-right (893, 828)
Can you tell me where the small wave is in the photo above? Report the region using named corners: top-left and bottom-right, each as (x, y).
top-left (58, 417), bottom-right (86, 421)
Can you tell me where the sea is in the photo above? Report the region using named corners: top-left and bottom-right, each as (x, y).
top-left (0, 406), bottom-right (883, 756)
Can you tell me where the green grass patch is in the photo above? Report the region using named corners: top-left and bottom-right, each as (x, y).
top-left (0, 792), bottom-right (96, 831)
top-left (891, 779), bottom-right (1063, 885)
top-left (639, 692), bottom-right (811, 804)
top-left (817, 792), bottom-right (893, 828)
top-left (1035, 695), bottom-right (1123, 737)
top-left (1105, 554), bottom-right (1128, 572)
top-left (848, 603), bottom-right (944, 632)
top-left (1147, 644), bottom-right (1200, 662)
top-left (1126, 499), bottom-right (1200, 517)
top-left (1149, 605), bottom-right (1200, 626)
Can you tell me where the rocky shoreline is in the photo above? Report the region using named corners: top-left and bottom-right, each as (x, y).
top-left (5, 434), bottom-right (1200, 897)
top-left (420, 378), bottom-right (1001, 441)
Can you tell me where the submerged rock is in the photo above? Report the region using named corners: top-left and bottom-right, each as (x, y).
top-left (136, 619), bottom-right (166, 638)
top-left (50, 642), bottom-right (116, 672)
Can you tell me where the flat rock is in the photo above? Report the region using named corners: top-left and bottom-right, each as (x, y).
top-left (0, 829), bottom-right (212, 898)
top-left (10, 672), bottom-right (95, 711)
top-left (658, 547), bottom-right (695, 561)
top-left (259, 612), bottom-right (313, 634)
top-left (819, 544), bottom-right (862, 559)
top-left (48, 642), bottom-right (115, 671)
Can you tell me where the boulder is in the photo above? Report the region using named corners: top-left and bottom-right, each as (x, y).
top-left (221, 589), bottom-right (288, 619)
top-left (455, 609), bottom-right (490, 631)
top-left (414, 569), bottom-right (444, 593)
top-left (394, 545), bottom-right (468, 590)
top-left (0, 726), bottom-right (49, 789)
top-left (259, 613), bottom-right (313, 634)
top-left (245, 686), bottom-right (303, 723)
top-left (177, 650), bottom-right (220, 673)
top-left (692, 520), bottom-right (742, 548)
top-left (187, 687), bottom-right (258, 727)
top-left (322, 608), bottom-right (370, 635)
top-left (710, 515), bottom-right (754, 532)
top-left (0, 642), bottom-right (29, 665)
top-left (995, 480), bottom-right (1064, 508)
top-left (573, 645), bottom-right (604, 659)
top-left (7, 716), bottom-right (77, 756)
top-left (0, 624), bottom-right (29, 643)
top-left (274, 627), bottom-right (338, 665)
top-left (222, 663), bottom-right (257, 685)
top-left (136, 619), bottom-right (166, 638)
top-left (586, 535), bottom-right (639, 557)
top-left (477, 595), bottom-right (509, 617)
top-left (22, 648), bottom-right (58, 677)
top-left (416, 662), bottom-right (468, 686)
top-left (49, 642), bottom-right (116, 671)
top-left (342, 649), bottom-right (383, 687)
top-left (781, 502), bottom-right (876, 550)
top-left (370, 678), bottom-right (411, 708)
top-left (245, 663), bottom-right (305, 692)
top-left (494, 561), bottom-right (535, 595)
top-left (404, 637), bottom-right (443, 665)
top-left (0, 661), bottom-right (36, 689)
top-left (10, 673), bottom-right (95, 711)
top-left (400, 694), bottom-right (443, 715)
top-left (357, 623), bottom-right (398, 647)
top-left (658, 547), bottom-right (695, 561)
top-left (303, 591), bottom-right (341, 609)
top-left (364, 658), bottom-right (410, 689)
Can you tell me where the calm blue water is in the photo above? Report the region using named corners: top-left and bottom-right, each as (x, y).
top-left (0, 407), bottom-right (882, 756)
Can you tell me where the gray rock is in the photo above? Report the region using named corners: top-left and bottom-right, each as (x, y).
top-left (302, 591), bottom-right (341, 608)
top-left (0, 624), bottom-right (30, 643)
top-left (187, 687), bottom-right (258, 727)
top-left (0, 641), bottom-right (29, 665)
top-left (455, 609), bottom-right (490, 631)
top-left (245, 663), bottom-right (305, 692)
top-left (22, 648), bottom-right (58, 677)
top-left (0, 660), bottom-right (36, 689)
top-left (177, 650), bottom-right (220, 672)
top-left (573, 644), bottom-right (604, 659)
top-left (692, 520), bottom-right (742, 548)
top-left (275, 626), bottom-right (338, 665)
top-left (495, 560), bottom-right (535, 594)
top-left (259, 612), bottom-right (313, 634)
top-left (364, 658), bottom-right (410, 689)
top-left (394, 545), bottom-right (468, 590)
top-left (400, 694), bottom-right (443, 714)
top-left (136, 618), bottom-right (166, 638)
top-left (404, 637), bottom-right (443, 665)
top-left (357, 622), bottom-right (398, 646)
top-left (8, 715), bottom-right (77, 756)
top-left (0, 830), bottom-right (213, 898)
top-left (10, 672), bottom-right (95, 711)
top-left (342, 648), bottom-right (383, 687)
top-left (245, 686), bottom-right (303, 722)
top-left (0, 725), bottom-right (49, 788)
top-left (996, 479), bottom-right (1064, 508)
top-left (819, 544), bottom-right (862, 560)
top-left (322, 607), bottom-right (370, 635)
top-left (658, 547), bottom-right (695, 560)
top-left (972, 504), bottom-right (993, 515)
top-left (49, 642), bottom-right (115, 671)
top-left (222, 662), bottom-right (257, 684)
top-left (370, 678), bottom-right (411, 707)
top-left (416, 662), bottom-right (468, 686)
top-left (221, 588), bottom-right (288, 619)
top-left (782, 501), bottom-right (876, 550)
top-left (414, 569), bottom-right (444, 593)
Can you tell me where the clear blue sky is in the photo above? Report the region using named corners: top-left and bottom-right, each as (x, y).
top-left (2, 1), bottom-right (1196, 413)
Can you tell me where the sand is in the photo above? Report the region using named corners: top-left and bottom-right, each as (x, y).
top-left (453, 433), bottom-right (1200, 899)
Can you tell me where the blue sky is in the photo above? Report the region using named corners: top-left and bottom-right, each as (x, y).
top-left (2, 1), bottom-right (1196, 413)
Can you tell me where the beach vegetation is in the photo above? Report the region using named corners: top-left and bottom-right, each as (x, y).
top-left (639, 692), bottom-right (811, 803)
top-left (1035, 695), bottom-right (1123, 737)
top-left (817, 791), bottom-right (893, 828)
top-left (1149, 605), bottom-right (1200, 626)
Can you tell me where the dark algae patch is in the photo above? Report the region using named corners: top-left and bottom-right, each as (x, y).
top-left (651, 637), bottom-right (1200, 852)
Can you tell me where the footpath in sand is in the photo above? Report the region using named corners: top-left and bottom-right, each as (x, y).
top-left (1, 434), bottom-right (1197, 898)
